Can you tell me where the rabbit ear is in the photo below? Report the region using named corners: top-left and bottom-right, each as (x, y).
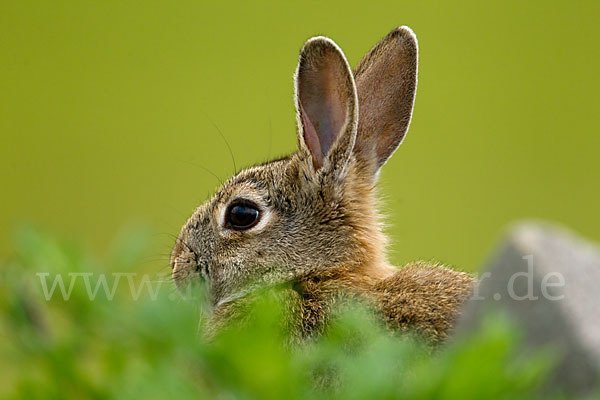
top-left (353, 26), bottom-right (418, 173)
top-left (294, 37), bottom-right (358, 173)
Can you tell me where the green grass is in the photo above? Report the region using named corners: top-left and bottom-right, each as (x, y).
top-left (0, 228), bottom-right (566, 399)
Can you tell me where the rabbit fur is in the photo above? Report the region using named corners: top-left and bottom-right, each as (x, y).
top-left (171, 27), bottom-right (475, 343)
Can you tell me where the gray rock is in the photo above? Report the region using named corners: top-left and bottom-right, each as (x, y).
top-left (456, 221), bottom-right (600, 394)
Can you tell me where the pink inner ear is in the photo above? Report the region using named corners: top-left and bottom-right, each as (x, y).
top-left (300, 102), bottom-right (324, 169)
top-left (297, 41), bottom-right (355, 171)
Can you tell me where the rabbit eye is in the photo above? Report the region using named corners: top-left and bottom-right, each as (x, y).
top-left (225, 201), bottom-right (260, 230)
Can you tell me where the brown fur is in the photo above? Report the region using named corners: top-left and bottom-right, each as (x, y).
top-left (170, 27), bottom-right (476, 344)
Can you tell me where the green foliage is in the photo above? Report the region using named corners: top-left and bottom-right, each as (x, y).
top-left (0, 229), bottom-right (560, 399)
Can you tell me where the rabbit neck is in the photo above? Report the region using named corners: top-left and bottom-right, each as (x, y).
top-left (339, 158), bottom-right (395, 278)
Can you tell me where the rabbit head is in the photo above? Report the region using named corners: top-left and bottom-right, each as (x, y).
top-left (171, 27), bottom-right (418, 311)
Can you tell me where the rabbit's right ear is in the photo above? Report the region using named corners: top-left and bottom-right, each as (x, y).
top-left (294, 37), bottom-right (358, 175)
top-left (353, 27), bottom-right (418, 176)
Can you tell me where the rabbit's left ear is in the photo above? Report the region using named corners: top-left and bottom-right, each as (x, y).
top-left (294, 37), bottom-right (358, 174)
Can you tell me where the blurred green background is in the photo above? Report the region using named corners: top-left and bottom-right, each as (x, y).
top-left (1, 0), bottom-right (599, 271)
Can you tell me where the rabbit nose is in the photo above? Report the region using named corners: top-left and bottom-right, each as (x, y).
top-left (171, 244), bottom-right (205, 291)
top-left (169, 236), bottom-right (186, 270)
top-left (169, 246), bottom-right (180, 270)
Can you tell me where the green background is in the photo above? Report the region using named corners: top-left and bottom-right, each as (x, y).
top-left (1, 0), bottom-right (599, 271)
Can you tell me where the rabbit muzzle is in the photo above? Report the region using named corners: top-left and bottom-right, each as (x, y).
top-left (170, 244), bottom-right (210, 294)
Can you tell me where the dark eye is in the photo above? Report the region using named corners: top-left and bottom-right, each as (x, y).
top-left (225, 201), bottom-right (260, 230)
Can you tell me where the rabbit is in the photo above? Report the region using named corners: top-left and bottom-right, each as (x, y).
top-left (170, 27), bottom-right (475, 343)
